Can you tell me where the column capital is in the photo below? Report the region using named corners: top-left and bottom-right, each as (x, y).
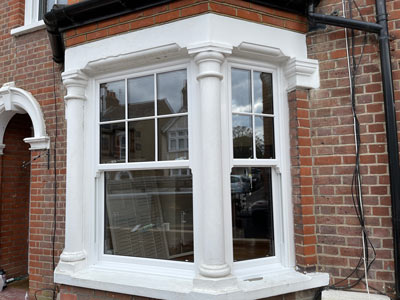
top-left (62, 70), bottom-right (88, 101)
top-left (189, 44), bottom-right (230, 81)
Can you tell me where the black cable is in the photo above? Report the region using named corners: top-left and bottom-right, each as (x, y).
top-left (313, 1), bottom-right (384, 298)
top-left (51, 61), bottom-right (59, 300)
top-left (33, 57), bottom-right (59, 300)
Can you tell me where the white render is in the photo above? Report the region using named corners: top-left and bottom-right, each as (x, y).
top-left (0, 82), bottom-right (50, 152)
top-left (56, 13), bottom-right (325, 299)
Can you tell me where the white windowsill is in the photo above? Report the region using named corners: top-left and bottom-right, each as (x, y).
top-left (322, 290), bottom-right (390, 300)
top-left (10, 20), bottom-right (46, 36)
top-left (55, 263), bottom-right (329, 300)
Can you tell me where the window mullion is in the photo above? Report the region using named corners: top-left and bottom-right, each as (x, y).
top-left (125, 78), bottom-right (128, 163)
top-left (154, 73), bottom-right (158, 161)
top-left (251, 70), bottom-right (256, 159)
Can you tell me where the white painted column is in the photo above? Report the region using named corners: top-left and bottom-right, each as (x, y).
top-left (57, 70), bottom-right (88, 272)
top-left (192, 49), bottom-right (230, 278)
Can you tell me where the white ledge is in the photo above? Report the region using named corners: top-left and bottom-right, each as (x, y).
top-left (0, 144), bottom-right (5, 155)
top-left (322, 290), bottom-right (390, 300)
top-left (55, 263), bottom-right (329, 300)
top-left (10, 21), bottom-right (46, 36)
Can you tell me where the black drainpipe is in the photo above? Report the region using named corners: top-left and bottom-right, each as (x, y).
top-left (309, 0), bottom-right (400, 297)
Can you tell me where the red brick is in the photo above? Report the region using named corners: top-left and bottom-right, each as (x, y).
top-left (181, 3), bottom-right (209, 17)
top-left (154, 10), bottom-right (180, 24)
top-left (236, 9), bottom-right (261, 22)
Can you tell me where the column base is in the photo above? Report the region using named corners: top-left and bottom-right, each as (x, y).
top-left (193, 275), bottom-right (238, 294)
top-left (199, 263), bottom-right (231, 278)
top-left (55, 250), bottom-right (87, 275)
top-left (60, 250), bottom-right (86, 262)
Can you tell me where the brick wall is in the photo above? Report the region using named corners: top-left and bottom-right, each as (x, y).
top-left (0, 0), bottom-right (66, 298)
top-left (63, 0), bottom-right (307, 48)
top-left (307, 0), bottom-right (398, 297)
top-left (289, 89), bottom-right (318, 273)
top-left (0, 114), bottom-right (31, 279)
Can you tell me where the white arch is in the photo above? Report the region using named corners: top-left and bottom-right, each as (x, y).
top-left (0, 82), bottom-right (50, 154)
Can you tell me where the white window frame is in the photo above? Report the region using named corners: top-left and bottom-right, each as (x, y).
top-left (11, 0), bottom-right (65, 36)
top-left (94, 60), bottom-right (195, 277)
top-left (227, 60), bottom-right (284, 275)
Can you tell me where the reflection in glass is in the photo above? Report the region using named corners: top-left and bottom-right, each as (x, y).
top-left (128, 75), bottom-right (154, 118)
top-left (254, 72), bottom-right (273, 114)
top-left (39, 0), bottom-right (68, 20)
top-left (232, 68), bottom-right (251, 113)
top-left (100, 123), bottom-right (126, 163)
top-left (128, 120), bottom-right (155, 162)
top-left (255, 117), bottom-right (275, 159)
top-left (104, 169), bottom-right (193, 262)
top-left (158, 116), bottom-right (188, 161)
top-left (157, 70), bottom-right (187, 115)
top-left (232, 115), bottom-right (253, 159)
top-left (100, 80), bottom-right (125, 122)
top-left (231, 167), bottom-right (274, 261)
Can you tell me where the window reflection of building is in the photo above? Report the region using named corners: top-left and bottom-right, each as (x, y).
top-left (100, 70), bottom-right (192, 263)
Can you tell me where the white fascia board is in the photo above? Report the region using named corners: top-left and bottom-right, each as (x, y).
top-left (64, 13), bottom-right (308, 73)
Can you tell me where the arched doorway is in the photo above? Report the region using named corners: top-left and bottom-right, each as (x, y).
top-left (0, 114), bottom-right (32, 282)
top-left (0, 82), bottom-right (50, 296)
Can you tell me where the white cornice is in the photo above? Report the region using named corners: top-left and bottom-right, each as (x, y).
top-left (84, 43), bottom-right (183, 76)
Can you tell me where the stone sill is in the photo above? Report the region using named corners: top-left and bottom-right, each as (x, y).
top-left (10, 21), bottom-right (46, 36)
top-left (322, 290), bottom-right (390, 300)
top-left (55, 264), bottom-right (329, 300)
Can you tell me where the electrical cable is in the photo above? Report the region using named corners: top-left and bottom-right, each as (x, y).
top-left (34, 61), bottom-right (59, 300)
top-left (51, 60), bottom-right (59, 300)
top-left (313, 0), bottom-right (385, 299)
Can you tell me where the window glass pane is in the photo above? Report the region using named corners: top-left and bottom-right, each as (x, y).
top-left (100, 80), bottom-right (125, 122)
top-left (157, 70), bottom-right (187, 115)
top-left (231, 167), bottom-right (274, 261)
top-left (128, 75), bottom-right (154, 118)
top-left (104, 169), bottom-right (193, 262)
top-left (46, 0), bottom-right (55, 11)
top-left (255, 116), bottom-right (275, 159)
top-left (100, 123), bottom-right (126, 163)
top-left (158, 116), bottom-right (188, 161)
top-left (128, 120), bottom-right (155, 162)
top-left (232, 68), bottom-right (251, 113)
top-left (254, 72), bottom-right (273, 114)
top-left (232, 114), bottom-right (253, 159)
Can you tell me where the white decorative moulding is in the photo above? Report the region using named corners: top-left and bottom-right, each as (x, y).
top-left (84, 43), bottom-right (183, 76)
top-left (0, 82), bottom-right (50, 153)
top-left (284, 57), bottom-right (320, 92)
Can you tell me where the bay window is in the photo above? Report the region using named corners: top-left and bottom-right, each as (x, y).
top-left (56, 13), bottom-right (326, 299)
